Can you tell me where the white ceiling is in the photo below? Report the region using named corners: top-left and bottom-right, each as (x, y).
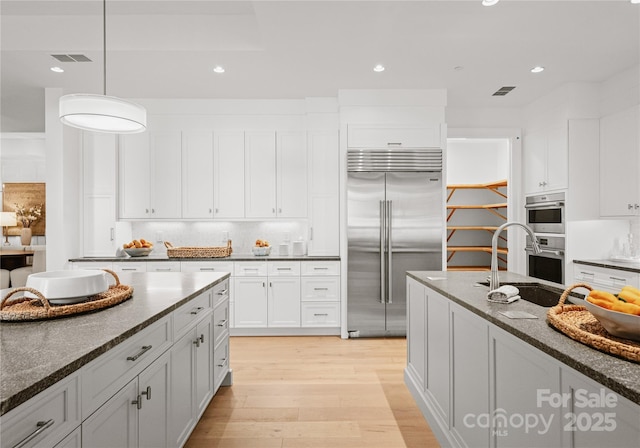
top-left (1, 0), bottom-right (638, 132)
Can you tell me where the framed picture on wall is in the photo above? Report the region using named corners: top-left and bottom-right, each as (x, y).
top-left (2, 183), bottom-right (46, 236)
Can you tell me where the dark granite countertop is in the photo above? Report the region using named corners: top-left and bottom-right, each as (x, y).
top-left (69, 254), bottom-right (340, 262)
top-left (574, 259), bottom-right (640, 274)
top-left (407, 270), bottom-right (640, 405)
top-left (0, 271), bottom-right (229, 416)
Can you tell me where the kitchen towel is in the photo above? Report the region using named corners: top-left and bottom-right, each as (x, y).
top-left (487, 285), bottom-right (520, 303)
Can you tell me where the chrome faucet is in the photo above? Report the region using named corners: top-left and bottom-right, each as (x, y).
top-left (490, 222), bottom-right (541, 291)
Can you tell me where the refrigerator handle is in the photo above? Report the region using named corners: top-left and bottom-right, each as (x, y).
top-left (387, 200), bottom-right (393, 304)
top-left (380, 200), bottom-right (386, 304)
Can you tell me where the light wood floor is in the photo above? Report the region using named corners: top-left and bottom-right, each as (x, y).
top-left (186, 336), bottom-right (440, 448)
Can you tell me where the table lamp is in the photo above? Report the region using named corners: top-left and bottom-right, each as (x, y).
top-left (1, 212), bottom-right (17, 246)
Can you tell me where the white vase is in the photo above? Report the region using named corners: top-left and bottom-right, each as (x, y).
top-left (21, 227), bottom-right (32, 246)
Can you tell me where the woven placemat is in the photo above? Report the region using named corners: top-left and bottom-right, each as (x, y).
top-left (0, 269), bottom-right (133, 322)
top-left (547, 283), bottom-right (640, 363)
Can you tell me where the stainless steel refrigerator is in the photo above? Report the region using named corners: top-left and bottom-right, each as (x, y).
top-left (347, 149), bottom-right (443, 337)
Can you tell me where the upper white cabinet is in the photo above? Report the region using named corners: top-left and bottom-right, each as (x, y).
top-left (82, 132), bottom-right (117, 256)
top-left (347, 124), bottom-right (441, 148)
top-left (307, 130), bottom-right (339, 256)
top-left (182, 131), bottom-right (214, 219)
top-left (523, 124), bottom-right (568, 194)
top-left (245, 131), bottom-right (307, 218)
top-left (213, 131), bottom-right (245, 219)
top-left (119, 131), bottom-right (182, 219)
top-left (599, 106), bottom-right (640, 217)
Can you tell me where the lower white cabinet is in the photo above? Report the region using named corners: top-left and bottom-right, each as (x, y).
top-left (300, 302), bottom-right (340, 327)
top-left (268, 277), bottom-right (301, 327)
top-left (573, 264), bottom-right (640, 293)
top-left (146, 261), bottom-right (181, 273)
top-left (54, 427), bottom-right (82, 448)
top-left (234, 277), bottom-right (268, 328)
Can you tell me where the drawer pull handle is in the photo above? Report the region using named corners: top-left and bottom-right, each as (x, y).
top-left (194, 339), bottom-right (200, 348)
top-left (579, 272), bottom-right (595, 276)
top-left (277, 268), bottom-right (292, 271)
top-left (313, 287), bottom-right (329, 291)
top-left (610, 276), bottom-right (626, 282)
top-left (217, 289), bottom-right (228, 295)
top-left (314, 267), bottom-right (329, 270)
top-left (127, 345), bottom-right (152, 361)
top-left (141, 386), bottom-right (152, 400)
top-left (314, 313), bottom-right (329, 317)
top-left (132, 394), bottom-right (143, 410)
top-left (217, 358), bottom-right (228, 368)
top-left (200, 334), bottom-right (205, 343)
top-left (12, 419), bottom-right (55, 448)
top-left (121, 268), bottom-right (138, 271)
top-left (200, 268), bottom-right (216, 271)
top-left (190, 306), bottom-right (205, 315)
top-left (155, 268), bottom-right (172, 272)
top-left (217, 319), bottom-right (228, 327)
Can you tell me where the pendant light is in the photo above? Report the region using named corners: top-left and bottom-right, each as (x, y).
top-left (59, 0), bottom-right (146, 134)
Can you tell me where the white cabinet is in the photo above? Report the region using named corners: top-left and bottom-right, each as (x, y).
top-left (138, 351), bottom-right (171, 448)
top-left (82, 132), bottom-right (117, 257)
top-left (406, 277), bottom-right (426, 390)
top-left (307, 130), bottom-right (340, 256)
top-left (182, 131), bottom-right (214, 219)
top-left (573, 264), bottom-right (640, 293)
top-left (245, 131), bottom-right (307, 218)
top-left (523, 124), bottom-right (568, 194)
top-left (300, 261), bottom-right (340, 328)
top-left (268, 261), bottom-right (301, 327)
top-left (234, 277), bottom-right (268, 328)
top-left (425, 287), bottom-right (450, 421)
top-left (213, 131), bottom-right (245, 219)
top-left (112, 261), bottom-right (147, 273)
top-left (119, 131), bottom-right (182, 219)
top-left (599, 106), bottom-right (640, 217)
top-left (146, 261), bottom-right (181, 273)
top-left (347, 124), bottom-right (441, 148)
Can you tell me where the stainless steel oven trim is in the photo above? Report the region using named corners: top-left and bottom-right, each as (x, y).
top-left (524, 201), bottom-right (564, 209)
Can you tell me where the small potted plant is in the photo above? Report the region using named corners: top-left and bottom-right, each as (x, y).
top-left (14, 203), bottom-right (43, 245)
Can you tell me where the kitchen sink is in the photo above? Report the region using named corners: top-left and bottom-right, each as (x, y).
top-left (477, 282), bottom-right (585, 307)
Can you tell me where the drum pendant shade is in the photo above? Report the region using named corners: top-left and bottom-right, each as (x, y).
top-left (59, 94), bottom-right (147, 134)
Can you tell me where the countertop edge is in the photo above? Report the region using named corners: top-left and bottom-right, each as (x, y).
top-left (573, 259), bottom-right (640, 274)
top-left (69, 256), bottom-right (341, 262)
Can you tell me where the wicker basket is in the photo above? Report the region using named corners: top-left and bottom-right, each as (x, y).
top-left (547, 283), bottom-right (640, 363)
top-left (164, 240), bottom-right (232, 258)
top-left (0, 269), bottom-right (133, 322)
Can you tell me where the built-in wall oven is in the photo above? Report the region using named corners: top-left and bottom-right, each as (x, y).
top-left (525, 192), bottom-right (565, 234)
top-left (526, 235), bottom-right (565, 284)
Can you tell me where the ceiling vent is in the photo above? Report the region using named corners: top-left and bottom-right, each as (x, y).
top-left (51, 54), bottom-right (93, 62)
top-left (492, 86), bottom-right (516, 96)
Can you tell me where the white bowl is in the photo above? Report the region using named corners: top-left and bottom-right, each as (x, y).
top-left (124, 247), bottom-right (153, 257)
top-left (583, 299), bottom-right (640, 341)
top-left (25, 270), bottom-right (109, 305)
top-left (252, 246), bottom-right (271, 256)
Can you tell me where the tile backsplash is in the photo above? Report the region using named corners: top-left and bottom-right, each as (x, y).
top-left (131, 221), bottom-right (308, 255)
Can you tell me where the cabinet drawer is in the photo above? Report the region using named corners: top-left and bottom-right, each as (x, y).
top-left (0, 373), bottom-right (80, 448)
top-left (347, 124), bottom-right (441, 149)
top-left (213, 299), bottom-right (230, 348)
top-left (112, 261), bottom-right (147, 272)
top-left (268, 261), bottom-right (301, 276)
top-left (174, 290), bottom-right (213, 339)
top-left (211, 278), bottom-right (230, 308)
top-left (213, 337), bottom-right (230, 392)
top-left (301, 277), bottom-right (340, 301)
top-left (301, 302), bottom-right (340, 327)
top-left (234, 262), bottom-right (268, 276)
top-left (301, 260), bottom-right (340, 276)
top-left (81, 315), bottom-right (172, 418)
top-left (72, 261), bottom-right (113, 271)
top-left (146, 261), bottom-right (181, 272)
top-left (180, 261), bottom-right (234, 274)
top-left (573, 265), bottom-right (640, 292)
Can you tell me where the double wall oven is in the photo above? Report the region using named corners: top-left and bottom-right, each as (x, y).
top-left (525, 192), bottom-right (565, 284)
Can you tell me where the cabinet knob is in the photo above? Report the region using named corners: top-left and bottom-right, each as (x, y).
top-left (272, 208), bottom-right (276, 214)
top-left (151, 208), bottom-right (155, 213)
top-left (209, 208), bottom-right (213, 214)
top-left (635, 204), bottom-right (639, 210)
top-left (141, 386), bottom-right (151, 400)
top-left (629, 204), bottom-right (634, 210)
top-left (215, 208), bottom-right (219, 214)
top-left (145, 209), bottom-right (149, 214)
top-left (132, 395), bottom-right (142, 410)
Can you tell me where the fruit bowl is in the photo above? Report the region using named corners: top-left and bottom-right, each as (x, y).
top-left (252, 246), bottom-right (271, 256)
top-left (583, 299), bottom-right (640, 341)
top-left (124, 247), bottom-right (153, 257)
top-left (25, 270), bottom-right (109, 305)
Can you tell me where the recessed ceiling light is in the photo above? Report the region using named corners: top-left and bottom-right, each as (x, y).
top-left (482, 0), bottom-right (500, 6)
top-left (213, 66), bottom-right (225, 74)
top-left (50, 66), bottom-right (64, 73)
top-left (531, 66), bottom-right (545, 73)
top-left (373, 64), bottom-right (385, 72)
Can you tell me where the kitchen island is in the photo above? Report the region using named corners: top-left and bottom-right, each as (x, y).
top-left (405, 271), bottom-right (640, 448)
top-left (0, 271), bottom-right (231, 447)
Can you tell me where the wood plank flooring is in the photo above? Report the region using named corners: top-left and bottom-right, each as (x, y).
top-left (186, 336), bottom-right (440, 448)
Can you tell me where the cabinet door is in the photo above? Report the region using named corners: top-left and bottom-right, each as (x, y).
top-left (150, 131), bottom-right (182, 218)
top-left (347, 124), bottom-right (441, 148)
top-left (139, 351), bottom-right (171, 448)
top-left (213, 131), bottom-right (245, 218)
top-left (426, 289), bottom-right (450, 421)
top-left (245, 131), bottom-right (277, 218)
top-left (276, 131), bottom-right (307, 218)
top-left (406, 277), bottom-right (426, 390)
top-left (119, 132), bottom-right (150, 218)
top-left (195, 317), bottom-right (214, 418)
top-left (169, 330), bottom-right (196, 447)
top-left (600, 106), bottom-right (640, 217)
top-left (82, 379), bottom-right (138, 448)
top-left (182, 131), bottom-right (214, 218)
top-left (523, 130), bottom-right (547, 194)
top-left (268, 277), bottom-right (301, 327)
top-left (545, 124), bottom-right (568, 191)
top-left (83, 195), bottom-right (116, 257)
top-left (234, 277), bottom-right (268, 327)
top-left (307, 131), bottom-right (339, 256)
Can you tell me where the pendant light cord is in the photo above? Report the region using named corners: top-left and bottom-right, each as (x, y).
top-left (103, 0), bottom-right (107, 96)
